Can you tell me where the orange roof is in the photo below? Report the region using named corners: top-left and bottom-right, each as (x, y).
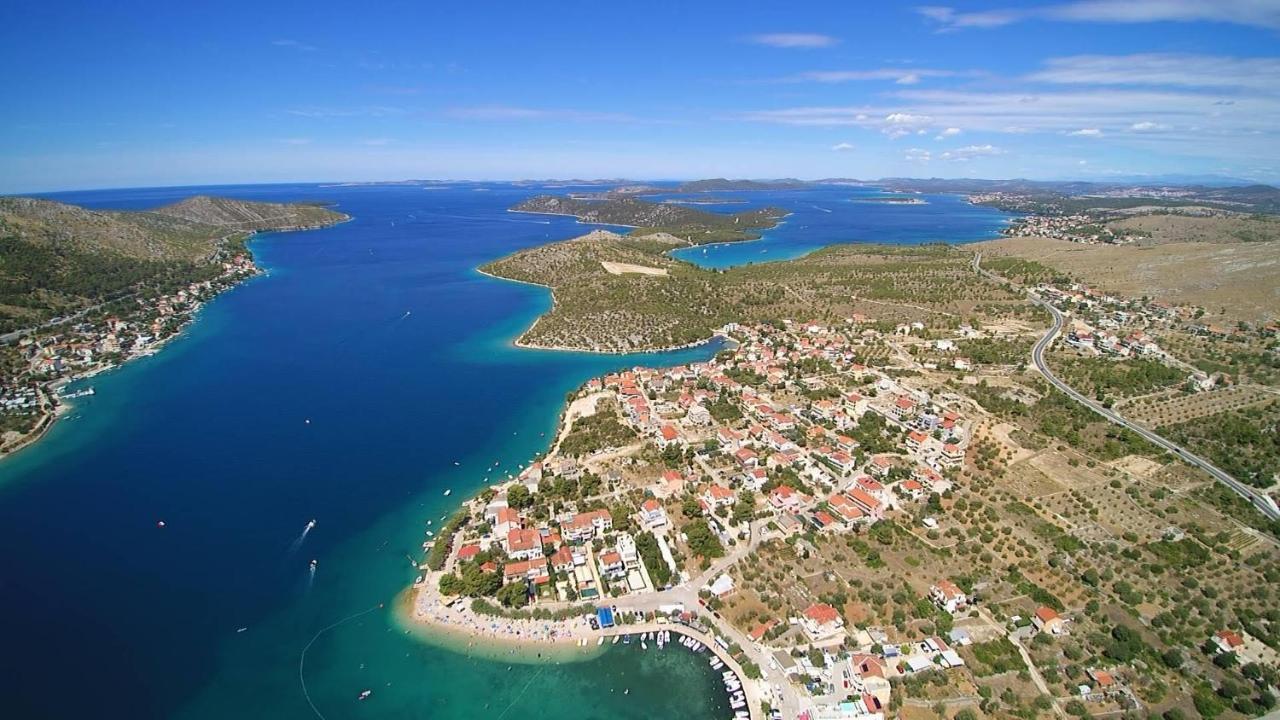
top-left (1035, 606), bottom-right (1060, 622)
top-left (660, 425), bottom-right (679, 441)
top-left (803, 602), bottom-right (840, 625)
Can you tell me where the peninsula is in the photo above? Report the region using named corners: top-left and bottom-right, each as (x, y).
top-left (0, 195), bottom-right (347, 457)
top-left (414, 193), bottom-right (1280, 720)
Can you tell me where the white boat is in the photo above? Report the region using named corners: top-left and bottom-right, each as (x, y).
top-left (597, 637), bottom-right (604, 646)
top-left (640, 640), bottom-right (648, 650)
top-left (358, 690), bottom-right (372, 701)
top-left (305, 519), bottom-right (316, 531)
top-left (443, 489), bottom-right (452, 496)
top-left (309, 559), bottom-right (317, 570)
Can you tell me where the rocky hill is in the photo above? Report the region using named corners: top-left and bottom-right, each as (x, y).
top-left (0, 195), bottom-right (346, 331)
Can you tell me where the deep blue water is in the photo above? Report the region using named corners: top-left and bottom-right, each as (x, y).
top-left (0, 182), bottom-right (1009, 719)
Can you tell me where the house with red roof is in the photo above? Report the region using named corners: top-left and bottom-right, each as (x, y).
top-left (505, 528), bottom-right (544, 560)
top-left (800, 602), bottom-right (845, 641)
top-left (699, 483), bottom-right (736, 510)
top-left (639, 498), bottom-right (667, 528)
top-left (930, 579), bottom-right (968, 614)
top-left (1033, 606), bottom-right (1066, 635)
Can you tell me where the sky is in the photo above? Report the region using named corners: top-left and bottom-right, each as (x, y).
top-left (3, 0), bottom-right (1279, 192)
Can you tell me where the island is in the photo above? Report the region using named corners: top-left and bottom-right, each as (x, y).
top-left (511, 193), bottom-right (787, 245)
top-left (0, 195), bottom-right (347, 457)
top-left (410, 193), bottom-right (1280, 720)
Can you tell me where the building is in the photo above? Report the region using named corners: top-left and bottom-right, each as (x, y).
top-left (639, 498), bottom-right (667, 528)
top-left (800, 602), bottom-right (845, 642)
top-left (1033, 606), bottom-right (1066, 635)
top-left (506, 528), bottom-right (545, 560)
top-left (929, 580), bottom-right (967, 614)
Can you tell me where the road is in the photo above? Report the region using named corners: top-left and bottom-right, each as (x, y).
top-left (973, 253), bottom-right (1280, 522)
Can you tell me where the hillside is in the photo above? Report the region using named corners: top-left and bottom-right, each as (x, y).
top-left (0, 196), bottom-right (346, 332)
top-left (975, 236), bottom-right (1280, 322)
top-left (482, 230), bottom-right (1026, 352)
top-left (511, 194), bottom-right (786, 244)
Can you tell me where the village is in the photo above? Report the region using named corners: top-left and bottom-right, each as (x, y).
top-left (0, 252), bottom-right (260, 455)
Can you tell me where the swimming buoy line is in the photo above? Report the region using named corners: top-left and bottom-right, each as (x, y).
top-left (494, 663), bottom-right (547, 720)
top-left (298, 605), bottom-right (382, 719)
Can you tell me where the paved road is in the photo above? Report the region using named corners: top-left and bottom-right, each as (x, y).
top-left (973, 253), bottom-right (1280, 522)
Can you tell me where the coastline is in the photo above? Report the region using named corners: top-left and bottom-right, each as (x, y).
top-left (474, 266), bottom-right (728, 355)
top-left (0, 216), bottom-right (350, 463)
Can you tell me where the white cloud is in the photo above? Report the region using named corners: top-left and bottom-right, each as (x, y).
top-left (444, 106), bottom-right (641, 123)
top-left (1129, 121), bottom-right (1168, 132)
top-left (1068, 128), bottom-right (1103, 136)
top-left (831, 142), bottom-right (856, 152)
top-left (917, 1), bottom-right (1280, 31)
top-left (746, 33), bottom-right (838, 48)
top-left (794, 68), bottom-right (959, 84)
top-left (905, 148), bottom-right (932, 162)
top-left (939, 144), bottom-right (1003, 161)
top-left (1030, 54), bottom-right (1280, 92)
top-left (935, 127), bottom-right (962, 140)
top-left (271, 39), bottom-right (317, 52)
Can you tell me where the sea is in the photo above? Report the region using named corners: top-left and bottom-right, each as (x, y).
top-left (0, 181), bottom-right (1010, 719)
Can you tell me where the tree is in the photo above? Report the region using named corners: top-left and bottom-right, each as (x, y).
top-left (507, 484), bottom-right (532, 509)
top-left (496, 582), bottom-right (529, 609)
top-left (1161, 648), bottom-right (1184, 669)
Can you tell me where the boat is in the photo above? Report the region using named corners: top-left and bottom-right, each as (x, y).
top-left (443, 489), bottom-right (452, 496)
top-left (597, 637), bottom-right (604, 646)
top-left (236, 627), bottom-right (247, 633)
top-left (305, 519), bottom-right (316, 531)
top-left (612, 636), bottom-right (619, 644)
top-left (309, 559), bottom-right (317, 570)
top-left (358, 690), bottom-right (372, 701)
top-left (640, 640), bottom-right (647, 650)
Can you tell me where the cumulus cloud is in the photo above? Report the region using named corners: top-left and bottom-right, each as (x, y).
top-left (746, 33), bottom-right (838, 48)
top-left (1068, 128), bottom-right (1103, 136)
top-left (831, 142), bottom-right (856, 152)
top-left (1129, 121), bottom-right (1168, 132)
top-left (935, 127), bottom-right (962, 140)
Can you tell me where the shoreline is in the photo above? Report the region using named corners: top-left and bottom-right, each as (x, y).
top-left (474, 266), bottom-right (728, 355)
top-left (0, 216), bottom-right (350, 463)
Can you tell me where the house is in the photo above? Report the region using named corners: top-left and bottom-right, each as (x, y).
top-left (846, 487), bottom-right (884, 520)
top-left (1033, 606), bottom-right (1066, 635)
top-left (549, 545), bottom-right (575, 573)
top-left (506, 528), bottom-right (545, 560)
top-left (598, 550), bottom-right (625, 578)
top-left (493, 507), bottom-right (521, 537)
top-left (456, 544), bottom-right (481, 563)
top-left (929, 580), bottom-right (967, 614)
top-left (769, 485), bottom-right (805, 512)
top-left (734, 447), bottom-right (759, 468)
top-left (654, 469), bottom-right (686, 498)
top-left (639, 498), bottom-right (668, 528)
top-left (939, 443), bottom-right (965, 468)
top-left (657, 424), bottom-right (681, 448)
top-left (1213, 630), bottom-right (1245, 655)
top-left (828, 493), bottom-right (867, 525)
top-left (503, 556), bottom-right (549, 584)
top-left (686, 404), bottom-right (712, 426)
top-left (563, 509), bottom-right (613, 542)
top-left (800, 602), bottom-right (845, 641)
top-left (700, 483), bottom-right (736, 510)
top-left (707, 573), bottom-right (735, 598)
top-left (905, 430), bottom-right (928, 451)
top-left (868, 454), bottom-right (894, 477)
top-left (890, 395), bottom-right (916, 421)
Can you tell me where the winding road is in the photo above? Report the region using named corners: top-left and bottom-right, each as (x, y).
top-left (973, 253), bottom-right (1280, 522)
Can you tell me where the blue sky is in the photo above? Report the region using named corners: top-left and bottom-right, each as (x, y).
top-left (3, 0), bottom-right (1279, 192)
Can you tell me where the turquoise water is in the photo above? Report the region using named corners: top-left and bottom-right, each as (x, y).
top-left (0, 182), bottom-right (1009, 719)
top-left (664, 185), bottom-right (1012, 268)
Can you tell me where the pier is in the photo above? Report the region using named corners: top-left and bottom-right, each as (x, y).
top-left (597, 621), bottom-right (763, 720)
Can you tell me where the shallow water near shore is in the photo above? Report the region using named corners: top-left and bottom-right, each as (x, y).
top-left (0, 181), bottom-right (1009, 719)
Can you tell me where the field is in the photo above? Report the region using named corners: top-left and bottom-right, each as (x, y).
top-left (974, 236), bottom-right (1280, 323)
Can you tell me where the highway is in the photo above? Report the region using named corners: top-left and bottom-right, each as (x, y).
top-left (973, 253), bottom-right (1280, 523)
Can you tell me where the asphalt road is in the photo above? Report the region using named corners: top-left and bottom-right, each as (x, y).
top-left (974, 253), bottom-right (1280, 522)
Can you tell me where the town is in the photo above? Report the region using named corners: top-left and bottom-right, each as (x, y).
top-left (413, 274), bottom-right (1280, 720)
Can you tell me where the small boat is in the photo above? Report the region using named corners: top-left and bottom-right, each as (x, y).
top-left (612, 636), bottom-right (619, 644)
top-left (641, 640), bottom-right (648, 650)
top-left (596, 637), bottom-right (604, 646)
top-left (309, 559), bottom-right (318, 570)
top-left (358, 690), bottom-right (372, 701)
top-left (443, 489), bottom-right (452, 496)
top-left (236, 627), bottom-right (247, 633)
top-left (305, 519), bottom-right (316, 531)
top-left (453, 461), bottom-right (460, 466)
top-left (156, 520), bottom-right (166, 528)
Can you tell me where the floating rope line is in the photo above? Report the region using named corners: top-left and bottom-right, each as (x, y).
top-left (298, 605), bottom-right (382, 720)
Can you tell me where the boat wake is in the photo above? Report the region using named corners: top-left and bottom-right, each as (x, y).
top-left (288, 519), bottom-right (317, 554)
